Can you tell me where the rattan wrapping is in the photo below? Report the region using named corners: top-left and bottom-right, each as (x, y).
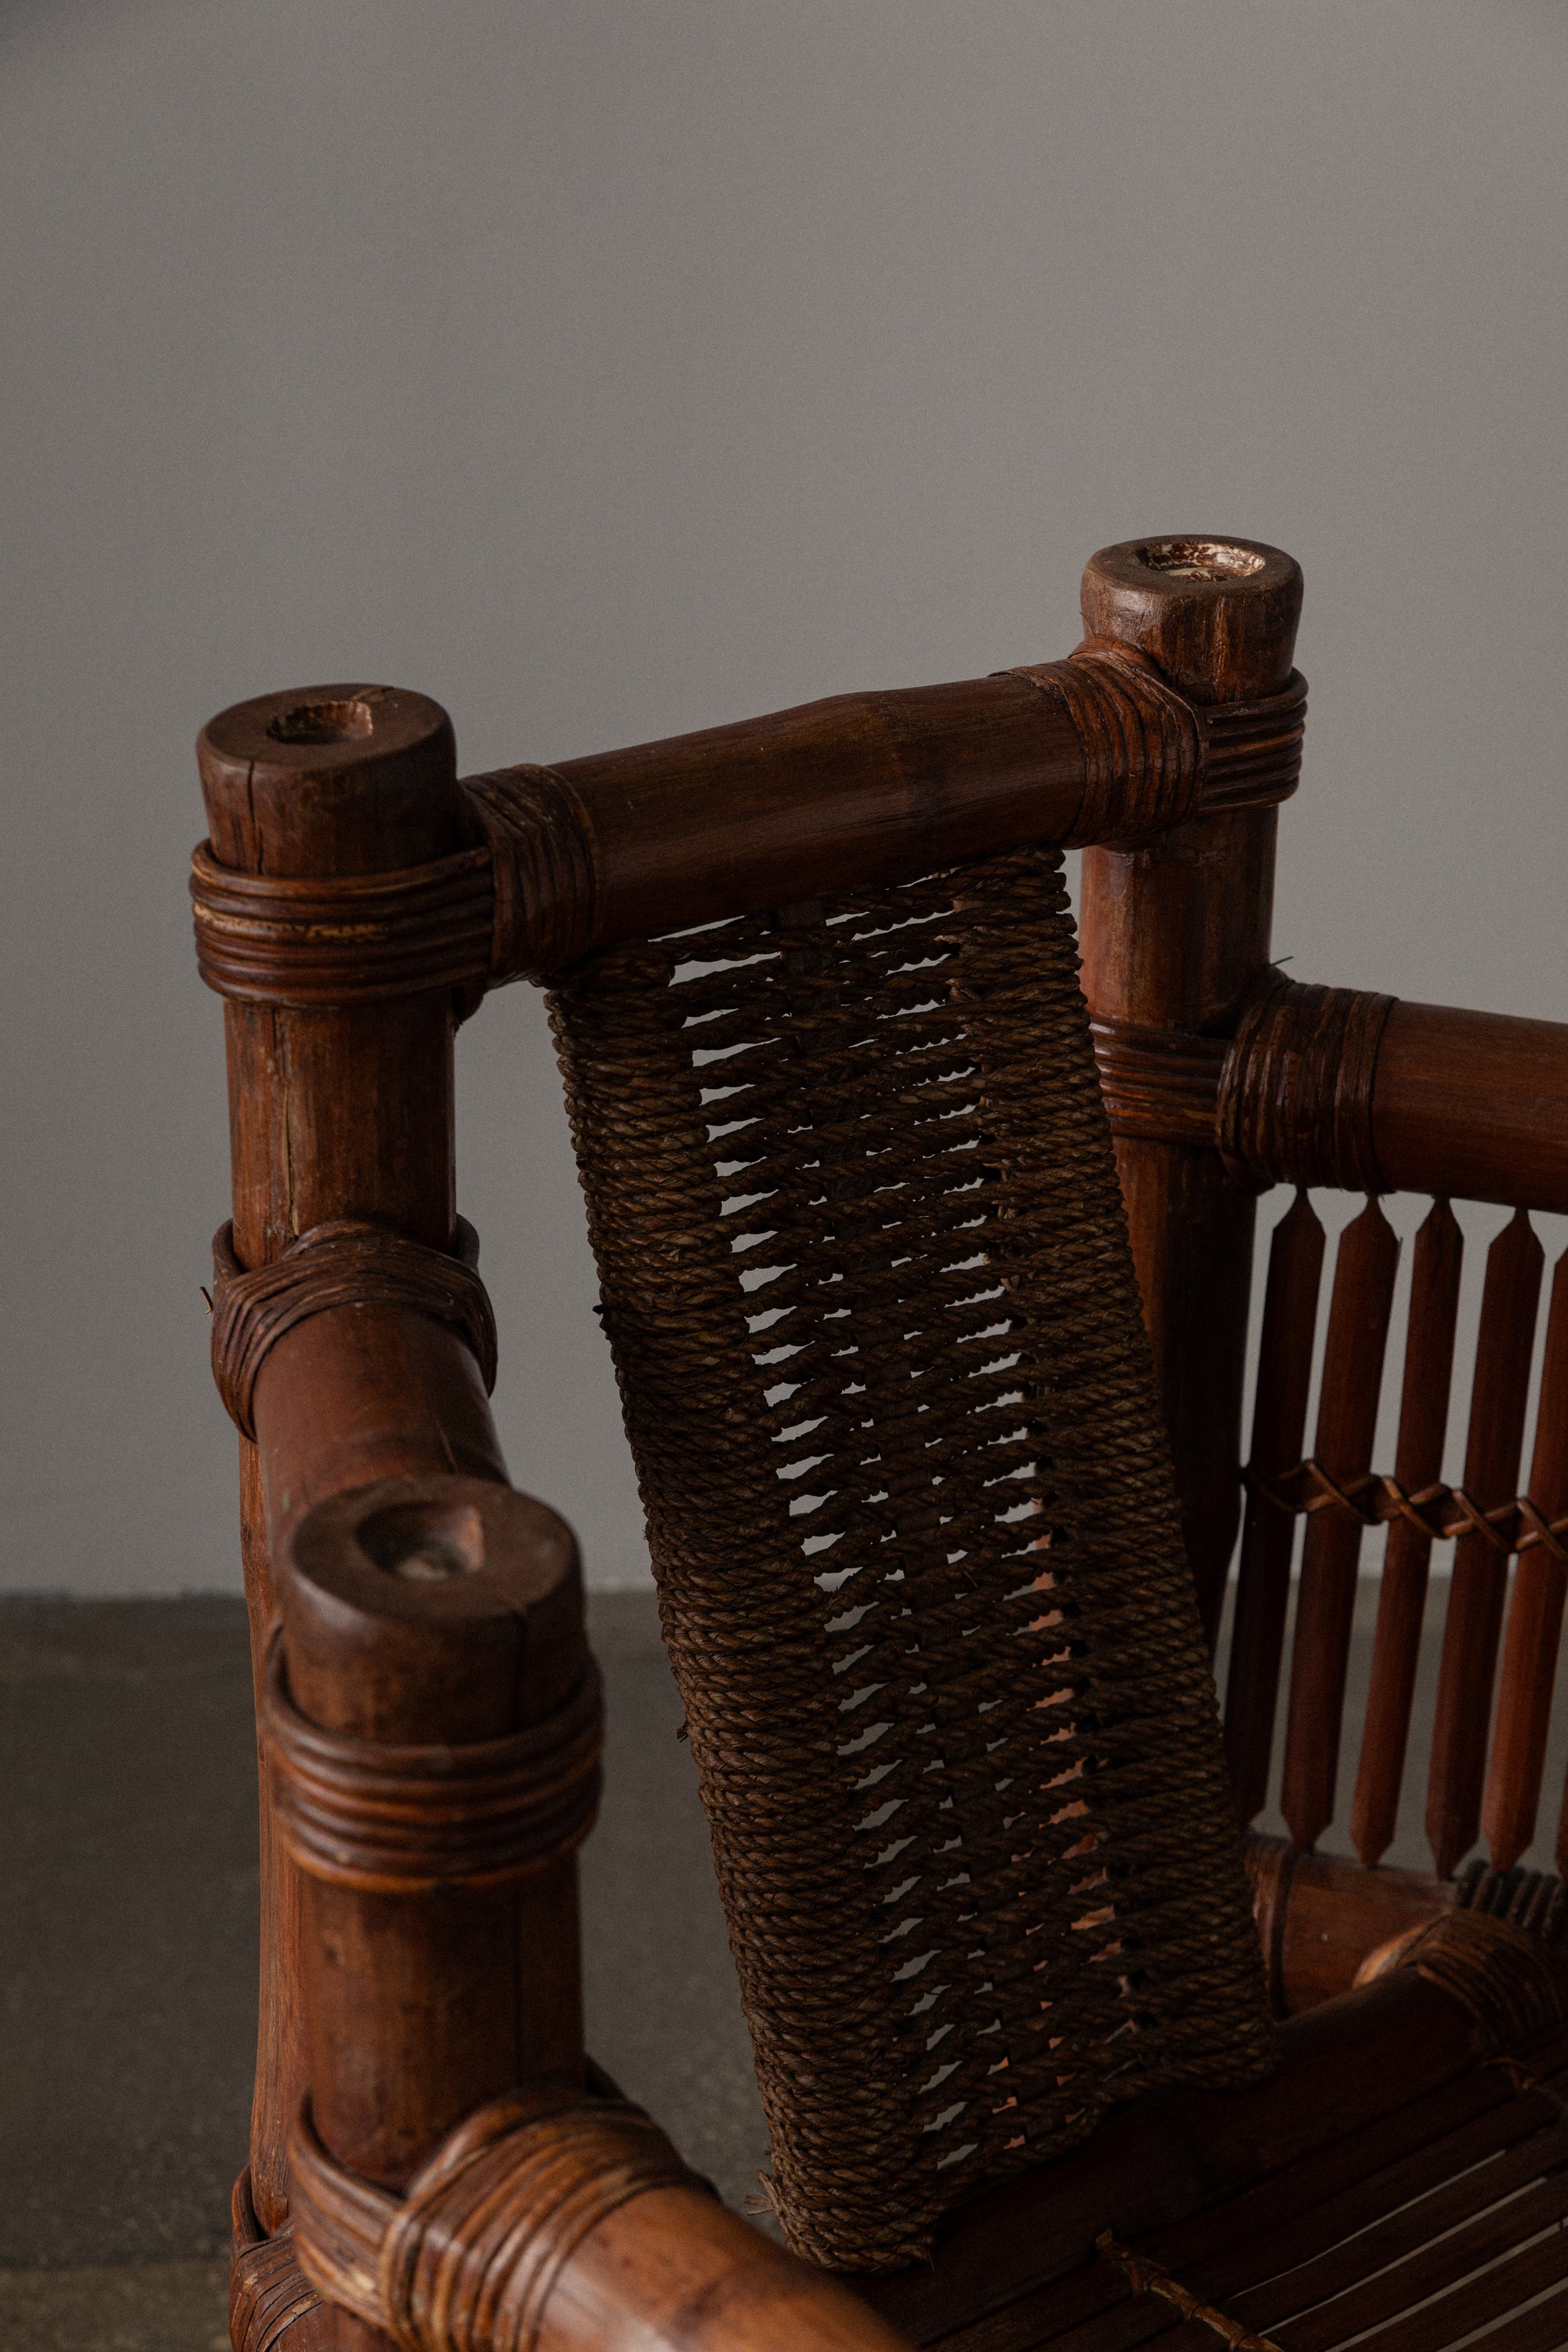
top-left (546, 845), bottom-right (1274, 2272)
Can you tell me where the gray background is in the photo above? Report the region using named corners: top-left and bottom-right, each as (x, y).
top-left (4, 0), bottom-right (1566, 1598)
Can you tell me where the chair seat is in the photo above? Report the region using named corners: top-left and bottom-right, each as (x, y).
top-left (858, 1918), bottom-right (1568, 2352)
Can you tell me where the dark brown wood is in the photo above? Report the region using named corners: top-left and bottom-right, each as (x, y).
top-left (1486, 1247), bottom-right (1568, 1872)
top-left (277, 1474), bottom-right (588, 2189)
top-left (1280, 1198), bottom-right (1401, 1853)
top-left (1239, 1834), bottom-right (1520, 2014)
top-left (1224, 1190), bottom-right (1327, 1824)
top-left (535, 2188), bottom-right (913, 2352)
top-left (252, 1304), bottom-right (508, 1543)
top-left (1350, 1200), bottom-right (1465, 1867)
top-left (1078, 543), bottom-right (1301, 1646)
top-left (198, 690), bottom-right (471, 2275)
top-left (551, 672), bottom-right (1090, 947)
top-left (1427, 1208), bottom-right (1546, 1878)
top-left (858, 1968), bottom-right (1482, 2344)
top-left (193, 539), bottom-right (1568, 2352)
top-left (1133, 985), bottom-right (1568, 1216)
top-left (515, 539), bottom-right (1301, 960)
top-left (1374, 1003), bottom-right (1568, 1216)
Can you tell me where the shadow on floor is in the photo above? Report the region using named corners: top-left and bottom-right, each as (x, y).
top-left (0, 1590), bottom-right (766, 2350)
top-left (7, 1577), bottom-right (1537, 2349)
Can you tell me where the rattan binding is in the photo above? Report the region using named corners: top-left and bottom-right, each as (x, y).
top-left (210, 1216), bottom-right (498, 1441)
top-left (544, 843), bottom-right (1275, 2272)
top-left (288, 2085), bottom-right (708, 2352)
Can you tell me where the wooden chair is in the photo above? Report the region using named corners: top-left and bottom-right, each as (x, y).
top-left (193, 536), bottom-right (1568, 2352)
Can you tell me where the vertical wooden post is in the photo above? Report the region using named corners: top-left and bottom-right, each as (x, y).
top-left (274, 1474), bottom-right (591, 2188)
top-left (197, 685), bottom-right (467, 2238)
top-left (1077, 539), bottom-right (1304, 1646)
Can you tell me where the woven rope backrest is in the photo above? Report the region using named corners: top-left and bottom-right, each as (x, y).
top-left (546, 844), bottom-right (1272, 2272)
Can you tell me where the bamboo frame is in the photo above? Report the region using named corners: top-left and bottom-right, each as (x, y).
top-left (194, 532), bottom-right (1568, 2351)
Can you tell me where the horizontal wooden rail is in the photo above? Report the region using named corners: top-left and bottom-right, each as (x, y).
top-left (192, 538), bottom-right (1308, 1004)
top-left (1096, 986), bottom-right (1568, 1214)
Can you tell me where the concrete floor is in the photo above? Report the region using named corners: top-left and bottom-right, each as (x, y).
top-left (6, 1578), bottom-right (1558, 2350)
top-left (0, 1591), bottom-right (766, 2352)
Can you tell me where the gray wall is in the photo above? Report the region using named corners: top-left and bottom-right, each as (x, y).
top-left (4, 1), bottom-right (1566, 1595)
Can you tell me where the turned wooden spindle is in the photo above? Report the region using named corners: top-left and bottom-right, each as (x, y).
top-left (1078, 536), bottom-right (1304, 1644)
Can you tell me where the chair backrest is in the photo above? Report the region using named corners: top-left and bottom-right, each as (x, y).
top-left (1082, 846), bottom-right (1568, 2013)
top-left (546, 845), bottom-right (1272, 2270)
top-left (190, 531), bottom-right (1312, 2299)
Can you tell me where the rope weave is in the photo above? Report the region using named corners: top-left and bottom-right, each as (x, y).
top-left (263, 1639), bottom-right (603, 1893)
top-left (546, 844), bottom-right (1275, 2270)
top-left (1244, 1457), bottom-right (1568, 1566)
top-left (210, 1217), bottom-right (497, 1441)
top-left (1095, 2233), bottom-right (1283, 2352)
top-left (288, 2089), bottom-right (709, 2352)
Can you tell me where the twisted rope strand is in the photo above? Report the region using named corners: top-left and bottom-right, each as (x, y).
top-left (1244, 1458), bottom-right (1568, 1566)
top-left (546, 845), bottom-right (1274, 2270)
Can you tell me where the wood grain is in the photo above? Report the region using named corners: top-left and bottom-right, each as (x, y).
top-left (1427, 1209), bottom-right (1546, 1878)
top-left (1349, 1199), bottom-right (1465, 1867)
top-left (1486, 1247), bottom-right (1568, 1872)
top-left (1224, 1190), bottom-right (1327, 1825)
top-left (1078, 541), bottom-right (1301, 1646)
top-left (1280, 1198), bottom-right (1401, 1854)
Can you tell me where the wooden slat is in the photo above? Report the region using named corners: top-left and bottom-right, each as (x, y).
top-left (1281, 1198), bottom-right (1401, 1853)
top-left (1472, 2279), bottom-right (1568, 2350)
top-left (1428, 1209), bottom-right (1546, 1878)
top-left (1336, 2220), bottom-right (1568, 2352)
top-left (1350, 1200), bottom-right (1465, 1866)
top-left (919, 2025), bottom-right (1568, 2352)
top-left (1225, 1189), bottom-right (1327, 1824)
top-left (1486, 1250), bottom-right (1568, 1871)
top-left (1271, 2168), bottom-right (1568, 2348)
top-left (1237, 2123), bottom-right (1568, 2336)
top-left (955, 2052), bottom-right (1566, 2352)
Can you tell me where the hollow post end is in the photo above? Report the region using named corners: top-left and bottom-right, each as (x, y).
top-left (198, 684), bottom-right (460, 877)
top-left (278, 1472), bottom-right (584, 1743)
top-left (1082, 536), bottom-right (1302, 703)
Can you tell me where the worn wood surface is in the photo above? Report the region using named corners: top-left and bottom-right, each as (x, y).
top-left (199, 693), bottom-right (506, 2350)
top-left (857, 1969), bottom-right (1481, 2344)
top-left (1078, 542), bottom-right (1301, 1645)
